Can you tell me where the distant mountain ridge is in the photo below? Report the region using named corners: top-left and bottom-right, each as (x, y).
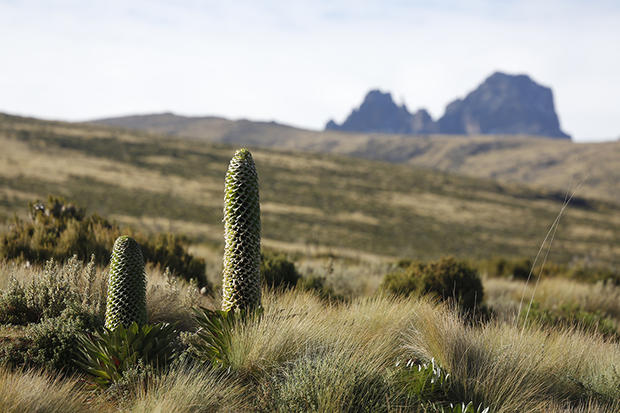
top-left (326, 72), bottom-right (570, 139)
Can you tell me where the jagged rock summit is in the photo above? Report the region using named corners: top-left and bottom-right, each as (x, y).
top-left (326, 72), bottom-right (570, 139)
top-left (325, 90), bottom-right (437, 134)
top-left (438, 72), bottom-right (570, 139)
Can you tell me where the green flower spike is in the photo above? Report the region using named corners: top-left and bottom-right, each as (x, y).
top-left (104, 236), bottom-right (147, 330)
top-left (221, 148), bottom-right (262, 312)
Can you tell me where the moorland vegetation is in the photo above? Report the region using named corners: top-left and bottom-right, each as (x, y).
top-left (0, 146), bottom-right (619, 412)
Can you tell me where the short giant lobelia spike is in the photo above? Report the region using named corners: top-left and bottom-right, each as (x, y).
top-left (104, 236), bottom-right (147, 330)
top-left (222, 148), bottom-right (261, 312)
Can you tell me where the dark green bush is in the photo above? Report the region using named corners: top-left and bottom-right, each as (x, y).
top-left (0, 305), bottom-right (102, 372)
top-left (0, 196), bottom-right (208, 287)
top-left (297, 274), bottom-right (344, 302)
top-left (483, 256), bottom-right (619, 285)
top-left (26, 306), bottom-right (102, 372)
top-left (568, 263), bottom-right (620, 285)
top-left (0, 278), bottom-right (39, 324)
top-left (145, 232), bottom-right (207, 286)
top-left (521, 302), bottom-right (619, 339)
top-left (380, 270), bottom-right (419, 298)
top-left (486, 257), bottom-right (532, 280)
top-left (381, 257), bottom-right (483, 313)
top-left (260, 252), bottom-right (301, 289)
top-left (511, 259), bottom-right (532, 280)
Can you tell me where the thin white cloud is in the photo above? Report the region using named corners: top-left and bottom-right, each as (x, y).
top-left (0, 0), bottom-right (619, 141)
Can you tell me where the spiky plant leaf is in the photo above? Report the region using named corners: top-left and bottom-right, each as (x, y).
top-left (222, 148), bottom-right (261, 312)
top-left (104, 236), bottom-right (147, 330)
top-left (189, 307), bottom-right (236, 368)
top-left (188, 306), bottom-right (262, 368)
top-left (74, 322), bottom-right (176, 388)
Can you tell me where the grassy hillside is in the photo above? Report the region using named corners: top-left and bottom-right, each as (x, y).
top-left (1, 112), bottom-right (619, 268)
top-left (95, 113), bottom-right (620, 203)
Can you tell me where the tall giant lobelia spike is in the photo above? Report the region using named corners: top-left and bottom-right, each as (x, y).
top-left (222, 148), bottom-right (262, 312)
top-left (104, 236), bottom-right (147, 330)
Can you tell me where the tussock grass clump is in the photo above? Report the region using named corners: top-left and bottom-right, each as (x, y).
top-left (0, 366), bottom-right (91, 413)
top-left (127, 365), bottom-right (250, 413)
top-left (220, 291), bottom-right (426, 375)
top-left (261, 345), bottom-right (395, 412)
top-left (146, 267), bottom-right (206, 330)
top-left (485, 277), bottom-right (620, 326)
top-left (405, 303), bottom-right (620, 412)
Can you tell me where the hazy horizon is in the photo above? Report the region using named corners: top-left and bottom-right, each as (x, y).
top-left (1, 1), bottom-right (619, 142)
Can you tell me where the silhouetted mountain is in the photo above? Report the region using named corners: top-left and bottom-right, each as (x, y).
top-left (411, 108), bottom-right (438, 134)
top-left (438, 72), bottom-right (570, 139)
top-left (326, 72), bottom-right (570, 139)
top-left (325, 90), bottom-right (437, 134)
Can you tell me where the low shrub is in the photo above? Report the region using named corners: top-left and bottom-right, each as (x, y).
top-left (482, 256), bottom-right (620, 285)
top-left (381, 270), bottom-right (419, 298)
top-left (0, 256), bottom-right (100, 325)
top-left (568, 263), bottom-right (620, 285)
top-left (260, 252), bottom-right (301, 290)
top-left (0, 278), bottom-right (39, 325)
top-left (521, 302), bottom-right (619, 339)
top-left (0, 257), bottom-right (105, 371)
top-left (0, 305), bottom-right (102, 372)
top-left (297, 274), bottom-right (343, 302)
top-left (0, 196), bottom-right (209, 287)
top-left (393, 358), bottom-right (451, 403)
top-left (381, 257), bottom-right (483, 313)
top-left (486, 257), bottom-right (532, 280)
top-left (25, 306), bottom-right (102, 372)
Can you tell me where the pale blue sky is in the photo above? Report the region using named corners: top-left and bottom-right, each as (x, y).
top-left (1, 1), bottom-right (619, 141)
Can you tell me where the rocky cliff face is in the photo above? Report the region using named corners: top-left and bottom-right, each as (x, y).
top-left (326, 72), bottom-right (570, 139)
top-left (325, 90), bottom-right (437, 134)
top-left (438, 72), bottom-right (570, 138)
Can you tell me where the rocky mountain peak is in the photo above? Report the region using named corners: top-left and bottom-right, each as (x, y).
top-left (437, 71), bottom-right (570, 138)
top-left (325, 72), bottom-right (570, 139)
top-left (325, 90), bottom-right (436, 134)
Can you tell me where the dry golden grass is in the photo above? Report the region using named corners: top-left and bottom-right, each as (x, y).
top-left (0, 367), bottom-right (91, 413)
top-left (405, 303), bottom-right (620, 412)
top-left (128, 366), bottom-right (251, 413)
top-left (485, 277), bottom-right (620, 322)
